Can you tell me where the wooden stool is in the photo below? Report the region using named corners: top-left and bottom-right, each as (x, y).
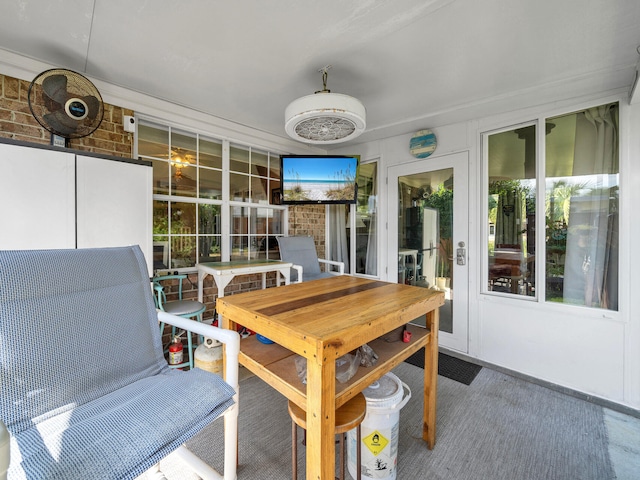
top-left (288, 393), bottom-right (365, 480)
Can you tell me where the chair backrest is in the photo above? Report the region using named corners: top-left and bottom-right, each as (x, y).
top-left (277, 236), bottom-right (321, 276)
top-left (0, 246), bottom-right (165, 435)
top-left (153, 274), bottom-right (186, 310)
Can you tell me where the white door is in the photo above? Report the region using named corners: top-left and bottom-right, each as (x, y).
top-left (388, 151), bottom-right (469, 352)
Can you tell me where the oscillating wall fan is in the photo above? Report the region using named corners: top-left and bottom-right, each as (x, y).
top-left (28, 68), bottom-right (104, 146)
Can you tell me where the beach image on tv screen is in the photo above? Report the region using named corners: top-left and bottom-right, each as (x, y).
top-left (282, 156), bottom-right (357, 202)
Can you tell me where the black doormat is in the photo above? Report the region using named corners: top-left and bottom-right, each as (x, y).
top-left (404, 351), bottom-right (482, 385)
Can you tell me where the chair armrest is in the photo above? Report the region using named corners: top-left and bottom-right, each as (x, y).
top-left (157, 311), bottom-right (240, 389)
top-left (318, 258), bottom-right (345, 274)
top-left (292, 264), bottom-right (303, 283)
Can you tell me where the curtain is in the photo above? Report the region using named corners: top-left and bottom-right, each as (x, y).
top-left (328, 205), bottom-right (349, 273)
top-left (365, 190), bottom-right (378, 276)
top-left (563, 104), bottom-right (618, 309)
top-left (495, 189), bottom-right (524, 248)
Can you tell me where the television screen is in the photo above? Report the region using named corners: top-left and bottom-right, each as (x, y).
top-left (280, 155), bottom-right (358, 204)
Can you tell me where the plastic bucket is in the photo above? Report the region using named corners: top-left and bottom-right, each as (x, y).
top-left (347, 372), bottom-right (411, 480)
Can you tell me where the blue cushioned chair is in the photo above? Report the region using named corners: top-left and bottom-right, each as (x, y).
top-left (0, 246), bottom-right (239, 480)
top-left (153, 274), bottom-right (207, 369)
top-left (276, 236), bottom-right (345, 283)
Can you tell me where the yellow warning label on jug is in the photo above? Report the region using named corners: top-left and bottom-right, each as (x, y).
top-left (362, 429), bottom-right (389, 456)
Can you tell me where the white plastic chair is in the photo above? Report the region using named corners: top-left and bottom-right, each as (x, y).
top-left (277, 236), bottom-right (345, 283)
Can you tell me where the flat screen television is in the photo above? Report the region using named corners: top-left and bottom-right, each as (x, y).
top-left (280, 155), bottom-right (359, 204)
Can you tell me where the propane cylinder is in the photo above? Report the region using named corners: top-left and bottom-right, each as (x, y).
top-left (168, 336), bottom-right (184, 367)
top-left (194, 337), bottom-right (223, 375)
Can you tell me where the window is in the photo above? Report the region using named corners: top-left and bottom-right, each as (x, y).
top-left (328, 160), bottom-right (378, 277)
top-left (138, 121), bottom-right (283, 271)
top-left (545, 103), bottom-right (619, 310)
top-left (486, 124), bottom-right (537, 297)
top-left (484, 102), bottom-right (619, 310)
top-left (229, 144), bottom-right (283, 261)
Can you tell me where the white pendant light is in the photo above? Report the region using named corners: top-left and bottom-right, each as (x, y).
top-left (285, 66), bottom-right (366, 144)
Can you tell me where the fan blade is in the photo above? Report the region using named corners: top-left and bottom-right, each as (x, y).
top-left (43, 110), bottom-right (80, 136)
top-left (82, 95), bottom-right (101, 120)
top-left (42, 74), bottom-right (69, 105)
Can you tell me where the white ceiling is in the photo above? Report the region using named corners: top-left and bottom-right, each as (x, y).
top-left (1, 0), bottom-right (639, 149)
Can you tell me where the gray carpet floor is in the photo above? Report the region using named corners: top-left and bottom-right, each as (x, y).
top-left (140, 362), bottom-right (639, 479)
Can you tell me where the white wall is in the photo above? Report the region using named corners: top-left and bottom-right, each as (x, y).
top-left (336, 91), bottom-right (640, 411)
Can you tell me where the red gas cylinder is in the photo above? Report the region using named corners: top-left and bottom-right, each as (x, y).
top-left (168, 337), bottom-right (184, 367)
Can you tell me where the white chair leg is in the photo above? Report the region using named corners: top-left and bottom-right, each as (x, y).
top-left (145, 464), bottom-right (168, 480)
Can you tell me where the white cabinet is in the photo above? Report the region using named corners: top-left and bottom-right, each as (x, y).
top-left (0, 141), bottom-right (153, 273)
top-left (0, 143), bottom-right (76, 249)
top-left (76, 155), bottom-right (152, 272)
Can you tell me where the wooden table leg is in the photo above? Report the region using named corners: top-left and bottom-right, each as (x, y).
top-left (305, 353), bottom-right (336, 480)
top-left (423, 307), bottom-right (439, 449)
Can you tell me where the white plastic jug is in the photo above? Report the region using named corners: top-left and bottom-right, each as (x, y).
top-left (347, 372), bottom-right (411, 480)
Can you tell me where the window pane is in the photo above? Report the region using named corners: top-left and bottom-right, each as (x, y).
top-left (170, 202), bottom-right (196, 268)
top-left (230, 145), bottom-right (249, 173)
top-left (355, 162), bottom-right (377, 276)
top-left (200, 167), bottom-right (223, 199)
top-left (171, 236), bottom-right (196, 268)
top-left (199, 236), bottom-right (221, 262)
top-left (199, 204), bottom-right (221, 235)
top-left (171, 131), bottom-right (197, 158)
top-left (545, 103), bottom-right (618, 310)
top-left (251, 176), bottom-right (268, 202)
top-left (170, 131), bottom-right (197, 198)
top-left (252, 150), bottom-right (268, 176)
top-left (487, 125), bottom-right (537, 296)
top-left (271, 209), bottom-right (283, 234)
top-left (171, 202), bottom-right (196, 233)
top-left (200, 138), bottom-right (222, 169)
top-left (230, 172), bottom-right (250, 201)
top-left (269, 179), bottom-right (282, 205)
top-left (153, 200), bottom-right (168, 234)
top-left (152, 238), bottom-right (169, 271)
top-left (230, 235), bottom-right (249, 260)
top-left (171, 163), bottom-right (197, 197)
top-left (232, 206), bottom-right (248, 235)
top-left (138, 123), bottom-right (169, 158)
top-left (152, 159), bottom-right (170, 195)
top-left (269, 153), bottom-right (281, 180)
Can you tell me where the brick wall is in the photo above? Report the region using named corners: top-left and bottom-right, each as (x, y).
top-left (0, 73), bottom-right (134, 158)
top-left (288, 204), bottom-right (326, 257)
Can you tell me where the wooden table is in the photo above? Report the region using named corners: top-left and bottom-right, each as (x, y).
top-left (491, 249), bottom-right (534, 293)
top-left (197, 259), bottom-right (293, 303)
top-left (217, 275), bottom-right (444, 480)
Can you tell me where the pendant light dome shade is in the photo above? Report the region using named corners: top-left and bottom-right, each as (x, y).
top-left (285, 67), bottom-right (366, 144)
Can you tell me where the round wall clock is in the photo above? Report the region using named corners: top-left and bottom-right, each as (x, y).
top-left (409, 129), bottom-right (437, 158)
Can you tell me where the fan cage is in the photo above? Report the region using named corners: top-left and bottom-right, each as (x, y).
top-left (28, 68), bottom-right (104, 139)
